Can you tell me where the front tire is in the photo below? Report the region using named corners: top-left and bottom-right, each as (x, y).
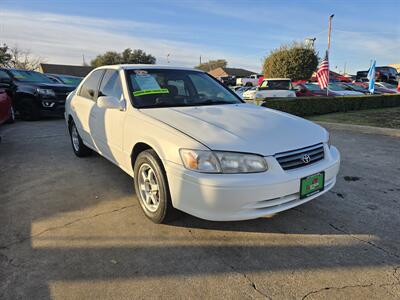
top-left (134, 149), bottom-right (178, 223)
top-left (69, 121), bottom-right (91, 157)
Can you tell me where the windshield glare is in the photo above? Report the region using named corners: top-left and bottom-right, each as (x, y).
top-left (58, 75), bottom-right (82, 86)
top-left (126, 69), bottom-right (242, 108)
top-left (328, 83), bottom-right (347, 91)
top-left (304, 84), bottom-right (323, 91)
top-left (10, 70), bottom-right (53, 83)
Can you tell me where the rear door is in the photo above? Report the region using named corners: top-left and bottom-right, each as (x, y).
top-left (71, 69), bottom-right (104, 147)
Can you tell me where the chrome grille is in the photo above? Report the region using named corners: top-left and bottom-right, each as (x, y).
top-left (275, 143), bottom-right (325, 170)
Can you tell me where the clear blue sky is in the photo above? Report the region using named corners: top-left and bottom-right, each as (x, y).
top-left (1, 0), bottom-right (399, 74)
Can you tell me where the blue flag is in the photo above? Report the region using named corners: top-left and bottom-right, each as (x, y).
top-left (367, 60), bottom-right (376, 94)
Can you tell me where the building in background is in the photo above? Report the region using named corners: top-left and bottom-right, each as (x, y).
top-left (208, 67), bottom-right (256, 78)
top-left (39, 63), bottom-right (93, 77)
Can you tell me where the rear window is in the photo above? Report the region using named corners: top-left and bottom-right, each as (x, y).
top-left (260, 80), bottom-right (291, 90)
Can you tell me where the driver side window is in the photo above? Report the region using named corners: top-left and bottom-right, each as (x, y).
top-left (99, 70), bottom-right (123, 99)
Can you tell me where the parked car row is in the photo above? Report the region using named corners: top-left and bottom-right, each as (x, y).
top-left (233, 78), bottom-right (399, 102)
top-left (0, 68), bottom-right (77, 121)
top-left (356, 66), bottom-right (399, 85)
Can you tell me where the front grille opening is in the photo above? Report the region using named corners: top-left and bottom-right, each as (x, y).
top-left (275, 143), bottom-right (325, 170)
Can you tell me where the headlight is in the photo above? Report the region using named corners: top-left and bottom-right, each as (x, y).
top-left (180, 149), bottom-right (221, 173)
top-left (326, 131), bottom-right (331, 148)
top-left (37, 88), bottom-right (55, 97)
top-left (180, 149), bottom-right (268, 173)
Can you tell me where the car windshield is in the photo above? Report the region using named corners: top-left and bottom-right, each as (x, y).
top-left (378, 82), bottom-right (396, 89)
top-left (57, 75), bottom-right (82, 87)
top-left (259, 80), bottom-right (291, 90)
top-left (345, 84), bottom-right (368, 92)
top-left (304, 84), bottom-right (323, 91)
top-left (126, 69), bottom-right (242, 108)
top-left (328, 83), bottom-right (347, 91)
top-left (9, 69), bottom-right (53, 83)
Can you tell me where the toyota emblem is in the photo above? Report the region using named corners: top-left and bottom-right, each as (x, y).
top-left (302, 154), bottom-right (311, 164)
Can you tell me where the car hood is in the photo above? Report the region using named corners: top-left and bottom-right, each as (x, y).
top-left (334, 90), bottom-right (363, 96)
top-left (141, 103), bottom-right (327, 156)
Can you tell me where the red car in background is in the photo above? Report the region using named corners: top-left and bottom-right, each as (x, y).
top-left (352, 82), bottom-right (397, 94)
top-left (293, 83), bottom-right (338, 97)
top-left (0, 83), bottom-right (14, 125)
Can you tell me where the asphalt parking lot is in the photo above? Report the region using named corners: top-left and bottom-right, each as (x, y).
top-left (1, 119), bottom-right (400, 299)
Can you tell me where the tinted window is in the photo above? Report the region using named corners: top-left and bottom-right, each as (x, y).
top-left (79, 70), bottom-right (104, 100)
top-left (0, 70), bottom-right (11, 80)
top-left (260, 80), bottom-right (291, 90)
top-left (99, 70), bottom-right (123, 99)
top-left (9, 69), bottom-right (53, 83)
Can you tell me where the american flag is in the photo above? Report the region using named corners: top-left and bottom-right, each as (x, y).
top-left (316, 51), bottom-right (329, 89)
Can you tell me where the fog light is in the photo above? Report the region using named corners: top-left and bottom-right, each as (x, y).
top-left (42, 101), bottom-right (55, 108)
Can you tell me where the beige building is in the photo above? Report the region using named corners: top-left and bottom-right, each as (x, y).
top-left (208, 67), bottom-right (257, 78)
top-left (39, 63), bottom-right (93, 77)
top-left (389, 64), bottom-right (400, 72)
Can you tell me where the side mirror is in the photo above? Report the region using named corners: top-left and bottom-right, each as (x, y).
top-left (97, 96), bottom-right (125, 110)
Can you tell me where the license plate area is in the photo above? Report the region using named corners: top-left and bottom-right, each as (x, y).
top-left (300, 172), bottom-right (325, 199)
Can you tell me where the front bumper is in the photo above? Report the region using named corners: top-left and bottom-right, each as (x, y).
top-left (164, 145), bottom-right (340, 221)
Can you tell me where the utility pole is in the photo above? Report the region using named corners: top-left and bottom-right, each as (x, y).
top-left (327, 14), bottom-right (334, 51)
top-left (327, 14), bottom-right (334, 96)
top-left (166, 53), bottom-right (170, 64)
top-left (199, 55), bottom-right (202, 65)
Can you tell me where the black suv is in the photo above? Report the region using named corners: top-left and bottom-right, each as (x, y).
top-left (356, 66), bottom-right (399, 84)
top-left (0, 68), bottom-right (75, 120)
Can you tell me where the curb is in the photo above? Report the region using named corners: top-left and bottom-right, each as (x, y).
top-left (315, 121), bottom-right (400, 138)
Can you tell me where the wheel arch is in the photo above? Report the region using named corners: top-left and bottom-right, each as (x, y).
top-left (130, 141), bottom-right (167, 175)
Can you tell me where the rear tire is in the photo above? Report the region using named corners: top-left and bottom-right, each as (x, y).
top-left (134, 149), bottom-right (178, 223)
top-left (18, 98), bottom-right (41, 121)
top-left (69, 120), bottom-right (92, 157)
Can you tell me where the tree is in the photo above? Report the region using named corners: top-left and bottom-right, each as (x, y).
top-left (195, 59), bottom-right (227, 71)
top-left (90, 48), bottom-right (156, 67)
top-left (90, 51), bottom-right (122, 67)
top-left (0, 44), bottom-right (12, 67)
top-left (8, 46), bottom-right (43, 70)
top-left (0, 44), bottom-right (43, 70)
top-left (262, 43), bottom-right (318, 81)
top-left (121, 48), bottom-right (156, 64)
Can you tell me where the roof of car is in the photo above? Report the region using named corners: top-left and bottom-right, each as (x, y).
top-left (263, 78), bottom-right (291, 80)
top-left (94, 64), bottom-right (204, 72)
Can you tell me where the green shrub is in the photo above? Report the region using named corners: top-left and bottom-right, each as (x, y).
top-left (261, 95), bottom-right (400, 117)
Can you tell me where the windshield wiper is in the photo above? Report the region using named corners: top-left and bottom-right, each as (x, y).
top-left (193, 100), bottom-right (234, 106)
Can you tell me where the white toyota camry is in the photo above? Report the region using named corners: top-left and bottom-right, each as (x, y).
top-left (65, 65), bottom-right (340, 223)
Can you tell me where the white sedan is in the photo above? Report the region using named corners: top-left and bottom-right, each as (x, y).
top-left (65, 65), bottom-right (340, 223)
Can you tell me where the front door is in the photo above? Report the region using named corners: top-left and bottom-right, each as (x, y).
top-left (91, 69), bottom-right (126, 166)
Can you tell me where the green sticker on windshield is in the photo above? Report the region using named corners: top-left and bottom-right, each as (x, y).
top-left (133, 89), bottom-right (169, 97)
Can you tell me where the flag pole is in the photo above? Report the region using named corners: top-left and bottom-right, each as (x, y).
top-left (327, 14), bottom-right (334, 96)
